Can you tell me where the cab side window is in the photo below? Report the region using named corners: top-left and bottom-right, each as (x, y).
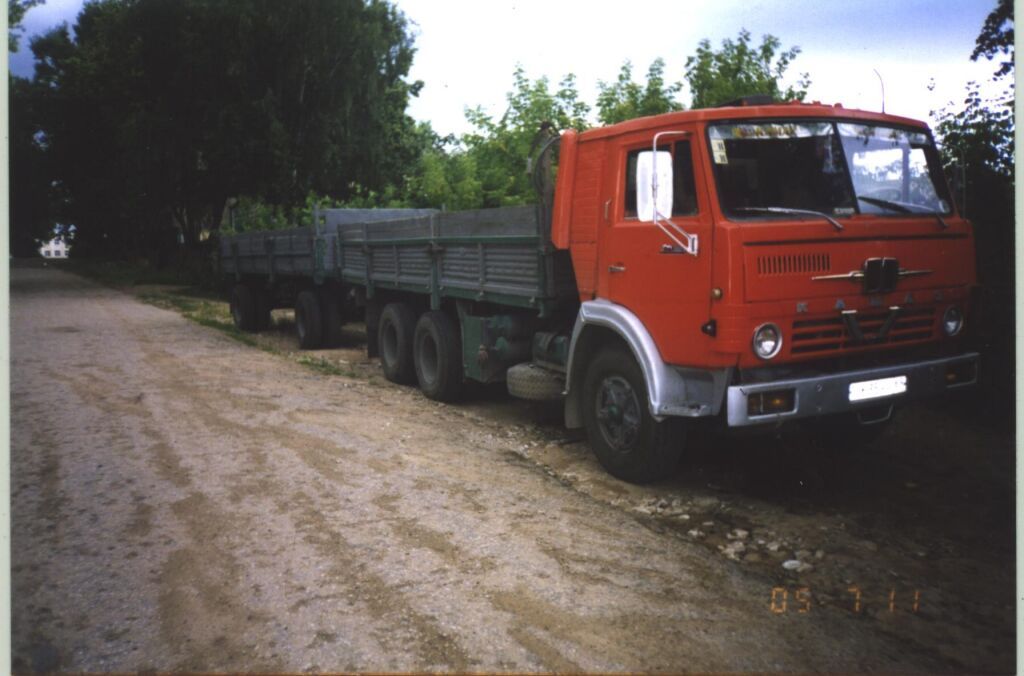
top-left (623, 140), bottom-right (698, 218)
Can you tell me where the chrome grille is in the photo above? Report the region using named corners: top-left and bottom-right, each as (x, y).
top-left (790, 306), bottom-right (936, 355)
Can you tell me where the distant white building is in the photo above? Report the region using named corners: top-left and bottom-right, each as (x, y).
top-left (39, 238), bottom-right (70, 259)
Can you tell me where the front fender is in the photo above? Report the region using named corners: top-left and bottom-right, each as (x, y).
top-left (563, 299), bottom-right (730, 427)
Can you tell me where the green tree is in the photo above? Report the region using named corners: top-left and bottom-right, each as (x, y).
top-left (22, 0), bottom-right (421, 260)
top-left (8, 0), bottom-right (42, 52)
top-left (398, 124), bottom-right (483, 211)
top-left (684, 29), bottom-right (809, 109)
top-left (461, 66), bottom-right (589, 207)
top-left (972, 0), bottom-right (1013, 78)
top-left (931, 0), bottom-right (1013, 221)
top-left (596, 58), bottom-right (683, 125)
top-left (9, 74), bottom-right (57, 256)
top-left (929, 0), bottom-right (1014, 426)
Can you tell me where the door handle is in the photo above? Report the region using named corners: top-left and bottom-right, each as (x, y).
top-left (608, 264), bottom-right (626, 273)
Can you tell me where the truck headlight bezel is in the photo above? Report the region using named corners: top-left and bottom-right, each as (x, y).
top-left (942, 306), bottom-right (963, 336)
top-left (752, 322), bottom-right (783, 360)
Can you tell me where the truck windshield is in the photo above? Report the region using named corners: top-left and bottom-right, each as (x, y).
top-left (708, 120), bottom-right (951, 222)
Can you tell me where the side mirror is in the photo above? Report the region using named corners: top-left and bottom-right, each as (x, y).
top-left (636, 150), bottom-right (673, 222)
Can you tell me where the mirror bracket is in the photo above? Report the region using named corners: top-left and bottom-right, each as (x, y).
top-left (648, 130), bottom-right (699, 257)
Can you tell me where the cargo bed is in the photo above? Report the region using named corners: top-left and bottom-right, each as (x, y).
top-left (220, 205), bottom-right (575, 314)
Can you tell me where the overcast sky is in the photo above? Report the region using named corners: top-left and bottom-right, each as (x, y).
top-left (9, 0), bottom-right (1005, 137)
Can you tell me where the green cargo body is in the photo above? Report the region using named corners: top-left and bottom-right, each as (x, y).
top-left (220, 205), bottom-right (576, 316)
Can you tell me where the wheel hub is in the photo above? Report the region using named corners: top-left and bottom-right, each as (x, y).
top-left (595, 375), bottom-right (641, 453)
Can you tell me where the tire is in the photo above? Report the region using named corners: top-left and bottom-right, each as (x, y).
top-left (230, 284), bottom-right (257, 332)
top-left (321, 293), bottom-right (344, 348)
top-left (378, 303), bottom-right (418, 384)
top-left (295, 290), bottom-right (323, 350)
top-left (506, 362), bottom-right (565, 401)
top-left (413, 310), bottom-right (464, 402)
top-left (581, 347), bottom-right (683, 484)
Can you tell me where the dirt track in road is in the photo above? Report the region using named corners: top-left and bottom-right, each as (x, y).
top-left (11, 267), bottom-right (1014, 672)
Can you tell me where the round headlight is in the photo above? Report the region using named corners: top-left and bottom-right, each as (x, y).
top-left (942, 306), bottom-right (963, 336)
top-left (752, 323), bottom-right (783, 359)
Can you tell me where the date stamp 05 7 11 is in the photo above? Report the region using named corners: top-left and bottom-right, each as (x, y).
top-left (770, 586), bottom-right (921, 615)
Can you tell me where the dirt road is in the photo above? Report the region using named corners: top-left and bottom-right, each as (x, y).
top-left (11, 267), bottom-right (1014, 672)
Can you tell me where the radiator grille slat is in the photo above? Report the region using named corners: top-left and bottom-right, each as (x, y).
top-left (790, 306), bottom-right (936, 355)
top-left (757, 253), bottom-right (831, 276)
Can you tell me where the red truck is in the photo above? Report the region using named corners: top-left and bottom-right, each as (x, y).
top-left (222, 99), bottom-right (979, 483)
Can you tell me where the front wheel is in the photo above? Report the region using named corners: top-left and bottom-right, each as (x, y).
top-left (581, 347), bottom-right (683, 484)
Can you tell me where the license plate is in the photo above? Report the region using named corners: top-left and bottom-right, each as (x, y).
top-left (848, 375), bottom-right (907, 402)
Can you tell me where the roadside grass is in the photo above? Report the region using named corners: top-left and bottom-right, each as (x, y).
top-left (65, 259), bottom-right (378, 385)
top-left (65, 258), bottom-right (215, 289)
top-left (296, 355), bottom-right (354, 377)
top-left (136, 289), bottom-right (262, 349)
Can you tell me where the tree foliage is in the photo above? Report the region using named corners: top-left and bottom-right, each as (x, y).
top-left (933, 0), bottom-right (1016, 179)
top-left (8, 0), bottom-right (42, 52)
top-left (932, 0), bottom-right (1014, 204)
top-left (929, 0), bottom-right (1014, 424)
top-left (19, 0), bottom-right (420, 260)
top-left (459, 66), bottom-right (589, 207)
top-left (9, 74), bottom-right (57, 255)
top-left (596, 58), bottom-right (683, 125)
top-left (684, 29), bottom-right (809, 109)
top-left (971, 0), bottom-right (1014, 79)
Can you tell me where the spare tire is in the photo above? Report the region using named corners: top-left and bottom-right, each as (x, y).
top-left (507, 362), bottom-right (565, 401)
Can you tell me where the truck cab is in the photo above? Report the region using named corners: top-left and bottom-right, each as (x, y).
top-left (554, 101), bottom-right (978, 482)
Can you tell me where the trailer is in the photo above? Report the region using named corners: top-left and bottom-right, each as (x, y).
top-left (221, 101), bottom-right (979, 484)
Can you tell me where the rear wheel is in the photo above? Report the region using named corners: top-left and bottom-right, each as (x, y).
top-left (378, 302), bottom-right (417, 384)
top-left (413, 311), bottom-right (464, 401)
top-left (582, 347), bottom-right (683, 484)
top-left (295, 290), bottom-right (323, 350)
top-left (230, 284), bottom-right (257, 332)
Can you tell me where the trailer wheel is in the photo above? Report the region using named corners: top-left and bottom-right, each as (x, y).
top-left (378, 302), bottom-right (417, 384)
top-left (413, 311), bottom-right (464, 402)
top-left (321, 293), bottom-right (344, 348)
top-left (230, 284), bottom-right (257, 332)
top-left (295, 290), bottom-right (323, 350)
top-left (581, 347), bottom-right (683, 484)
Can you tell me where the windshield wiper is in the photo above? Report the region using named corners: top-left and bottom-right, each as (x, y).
top-left (857, 195), bottom-right (911, 213)
top-left (733, 206), bottom-right (843, 231)
top-left (857, 196), bottom-right (948, 229)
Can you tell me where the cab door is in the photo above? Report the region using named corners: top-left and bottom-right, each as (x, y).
top-left (596, 127), bottom-right (716, 366)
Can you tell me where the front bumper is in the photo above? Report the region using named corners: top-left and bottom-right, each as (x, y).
top-left (725, 352), bottom-right (978, 427)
